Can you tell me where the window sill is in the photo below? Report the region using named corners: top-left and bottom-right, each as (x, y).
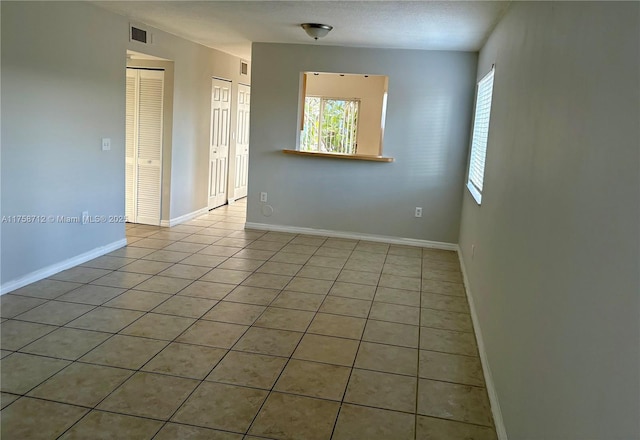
top-left (466, 181), bottom-right (483, 205)
top-left (282, 149), bottom-right (394, 163)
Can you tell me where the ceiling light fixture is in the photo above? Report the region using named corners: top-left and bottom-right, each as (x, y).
top-left (301, 23), bottom-right (333, 40)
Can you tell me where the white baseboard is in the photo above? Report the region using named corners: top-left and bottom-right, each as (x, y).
top-left (1, 238), bottom-right (127, 295)
top-left (244, 222), bottom-right (457, 250)
top-left (457, 246), bottom-right (508, 440)
top-left (160, 207), bottom-right (209, 228)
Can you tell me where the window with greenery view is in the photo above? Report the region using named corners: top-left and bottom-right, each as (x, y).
top-left (301, 97), bottom-right (359, 154)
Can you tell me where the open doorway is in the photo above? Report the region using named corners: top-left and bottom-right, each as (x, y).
top-left (125, 50), bottom-right (173, 226)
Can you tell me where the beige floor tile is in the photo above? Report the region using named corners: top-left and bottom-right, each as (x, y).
top-left (290, 236), bottom-right (326, 246)
top-left (224, 285), bottom-right (280, 306)
top-left (256, 261), bottom-right (301, 276)
top-left (337, 269), bottom-right (381, 286)
top-left (142, 342), bottom-right (227, 379)
top-left (293, 334), bottom-right (359, 366)
top-left (155, 423), bottom-right (243, 440)
top-left (108, 246), bottom-right (155, 259)
top-left (152, 295), bottom-right (217, 318)
top-left (177, 320), bottom-right (248, 348)
top-left (142, 249), bottom-right (191, 263)
top-left (362, 320), bottom-right (419, 348)
top-left (379, 274), bottom-right (421, 291)
top-left (1, 392), bottom-right (19, 409)
top-left (180, 234), bottom-right (221, 245)
top-left (416, 415), bottom-right (498, 440)
top-left (120, 313), bottom-right (195, 340)
top-left (314, 248), bottom-right (352, 260)
top-left (232, 248), bottom-right (277, 261)
top-left (0, 350), bottom-right (12, 359)
top-left (261, 232), bottom-right (295, 243)
top-left (423, 268), bottom-right (463, 284)
top-left (389, 246), bottom-right (423, 257)
top-left (254, 307), bottom-right (315, 332)
top-left (306, 255), bottom-right (347, 269)
top-left (51, 267), bottom-right (112, 283)
top-left (173, 382), bottom-right (268, 432)
top-left (66, 307), bottom-right (144, 333)
top-left (417, 378), bottom-right (493, 427)
top-left (242, 273), bottom-right (293, 290)
top-left (319, 296), bottom-right (372, 318)
top-left (80, 334), bottom-right (167, 369)
top-left (419, 350), bottom-right (485, 386)
top-left (369, 302), bottom-right (420, 325)
top-left (203, 301), bottom-right (266, 325)
top-left (21, 327), bottom-right (110, 360)
top-left (206, 350), bottom-right (287, 389)
top-left (29, 363), bottom-right (132, 406)
top-left (217, 237), bottom-right (255, 248)
top-left (119, 259), bottom-right (173, 275)
top-left (175, 253), bottom-right (226, 267)
top-left (56, 285), bottom-right (126, 305)
top-left (285, 277), bottom-right (333, 295)
top-left (332, 404), bottom-right (415, 440)
top-left (233, 327), bottom-right (303, 357)
top-left (99, 372), bottom-right (198, 420)
top-left (271, 291), bottom-right (325, 311)
top-left (164, 242), bottom-right (208, 253)
top-left (422, 248), bottom-right (458, 262)
top-left (345, 368), bottom-right (417, 412)
top-left (59, 410), bottom-right (163, 440)
top-left (159, 263), bottom-right (212, 280)
top-left (274, 359), bottom-right (351, 400)
top-left (218, 257), bottom-right (265, 271)
top-left (104, 289), bottom-right (170, 311)
top-left (343, 259), bottom-right (384, 273)
top-left (1, 353), bottom-right (70, 394)
top-left (1, 319), bottom-right (57, 350)
top-left (81, 255), bottom-right (136, 270)
top-left (382, 263), bottom-right (422, 278)
top-left (421, 279), bottom-right (465, 297)
top-left (249, 392), bottom-right (339, 440)
top-left (201, 268), bottom-right (252, 284)
top-left (177, 281), bottom-right (235, 300)
top-left (421, 308), bottom-right (473, 332)
top-left (198, 245), bottom-right (241, 257)
top-left (422, 258), bottom-right (461, 272)
top-left (11, 279), bottom-right (82, 299)
top-left (329, 282), bottom-right (376, 300)
top-left (307, 313), bottom-right (366, 339)
top-left (91, 271), bottom-right (151, 289)
top-left (0, 295), bottom-right (47, 318)
top-left (281, 243), bottom-right (319, 255)
top-left (386, 255), bottom-right (422, 267)
top-left (354, 242), bottom-right (389, 254)
top-left (374, 286), bottom-right (421, 306)
top-left (420, 327), bottom-right (478, 356)
top-left (15, 300), bottom-right (93, 326)
top-left (421, 292), bottom-right (469, 313)
top-left (246, 240), bottom-right (285, 252)
top-left (297, 266), bottom-right (341, 281)
top-left (0, 397), bottom-right (87, 440)
top-left (134, 275), bottom-right (192, 294)
top-left (269, 252), bottom-right (311, 265)
top-left (355, 341), bottom-right (418, 376)
top-left (322, 238), bottom-right (358, 250)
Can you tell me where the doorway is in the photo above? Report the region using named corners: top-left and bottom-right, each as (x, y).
top-left (125, 67), bottom-right (164, 225)
top-left (234, 83), bottom-right (250, 200)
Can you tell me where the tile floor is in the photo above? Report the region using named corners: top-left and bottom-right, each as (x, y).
top-left (0, 199), bottom-right (497, 439)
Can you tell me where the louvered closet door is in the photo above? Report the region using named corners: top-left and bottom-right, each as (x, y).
top-left (208, 78), bottom-right (231, 209)
top-left (125, 69), bottom-right (137, 222)
top-left (125, 68), bottom-right (164, 226)
top-left (234, 84), bottom-right (250, 200)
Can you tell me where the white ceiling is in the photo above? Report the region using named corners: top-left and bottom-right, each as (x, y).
top-left (96, 1), bottom-right (511, 60)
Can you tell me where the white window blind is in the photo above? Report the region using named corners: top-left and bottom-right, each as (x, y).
top-left (467, 68), bottom-right (495, 205)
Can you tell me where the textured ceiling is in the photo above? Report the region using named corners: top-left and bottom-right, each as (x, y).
top-left (96, 1), bottom-right (511, 60)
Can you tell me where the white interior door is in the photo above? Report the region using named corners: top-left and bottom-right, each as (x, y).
top-left (125, 68), bottom-right (163, 225)
top-left (209, 78), bottom-right (231, 209)
top-left (234, 84), bottom-right (250, 200)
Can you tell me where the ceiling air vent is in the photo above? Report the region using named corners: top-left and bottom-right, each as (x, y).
top-left (240, 61), bottom-right (249, 76)
top-left (130, 26), bottom-right (148, 44)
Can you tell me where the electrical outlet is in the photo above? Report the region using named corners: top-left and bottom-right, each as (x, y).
top-left (101, 138), bottom-right (111, 151)
top-left (415, 207), bottom-right (422, 218)
top-left (260, 192), bottom-right (268, 202)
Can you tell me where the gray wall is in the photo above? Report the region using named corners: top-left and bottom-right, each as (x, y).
top-left (1, 1), bottom-right (128, 284)
top-left (458, 2), bottom-right (639, 438)
top-left (248, 44), bottom-right (477, 243)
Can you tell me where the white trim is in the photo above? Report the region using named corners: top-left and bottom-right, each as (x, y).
top-left (244, 222), bottom-right (457, 250)
top-left (467, 181), bottom-right (483, 205)
top-left (457, 246), bottom-right (508, 440)
top-left (159, 207), bottom-right (209, 228)
top-left (0, 239), bottom-right (127, 295)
